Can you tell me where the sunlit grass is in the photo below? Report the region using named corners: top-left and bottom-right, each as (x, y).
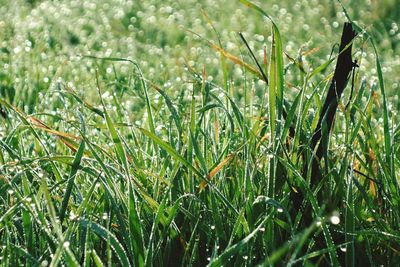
top-left (0, 0), bottom-right (399, 266)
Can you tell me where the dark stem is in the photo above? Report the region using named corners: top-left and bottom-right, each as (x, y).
top-left (310, 22), bottom-right (356, 186)
top-left (289, 22), bottom-right (357, 265)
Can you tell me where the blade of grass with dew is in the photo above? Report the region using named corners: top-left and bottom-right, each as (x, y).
top-left (152, 85), bottom-right (182, 141)
top-left (0, 99), bottom-right (62, 181)
top-left (268, 36), bottom-right (277, 142)
top-left (63, 247), bottom-right (80, 267)
top-left (80, 220), bottom-right (131, 267)
top-left (273, 26), bottom-right (284, 131)
top-left (239, 0), bottom-right (284, 124)
top-left (141, 127), bottom-right (238, 214)
top-left (42, 181), bottom-right (65, 267)
top-left (226, 207), bottom-right (250, 249)
top-left (8, 244), bottom-right (40, 266)
top-left (21, 177), bottom-right (34, 264)
top-left (91, 249), bottom-right (105, 267)
top-left (99, 73), bottom-right (146, 265)
top-left (281, 89), bottom-right (301, 142)
top-left (140, 128), bottom-right (202, 177)
top-left (219, 89), bottom-right (244, 131)
top-left (238, 5), bottom-right (287, 236)
top-left (59, 140), bottom-right (85, 223)
top-left (189, 86), bottom-right (196, 191)
top-left (209, 213), bottom-right (272, 267)
top-left (253, 196), bottom-right (293, 232)
top-left (345, 171), bottom-right (355, 267)
top-left (62, 86), bottom-right (104, 117)
top-left (290, 242), bottom-right (350, 265)
top-left (278, 156), bottom-right (339, 266)
top-left (197, 102), bottom-right (235, 134)
top-left (153, 194), bottom-right (191, 255)
top-left (190, 129), bottom-right (207, 175)
top-left (84, 55), bottom-right (156, 135)
top-left (82, 137), bottom-right (136, 260)
top-left (144, 195), bottom-right (168, 267)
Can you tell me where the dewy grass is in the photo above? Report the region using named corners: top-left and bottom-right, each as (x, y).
top-left (0, 0), bottom-right (399, 266)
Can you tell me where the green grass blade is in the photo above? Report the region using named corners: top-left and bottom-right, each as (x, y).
top-left (81, 220), bottom-right (131, 267)
top-left (140, 128), bottom-right (203, 177)
top-left (59, 140), bottom-right (85, 223)
top-left (209, 213), bottom-right (272, 267)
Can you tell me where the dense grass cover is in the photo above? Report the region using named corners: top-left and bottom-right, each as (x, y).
top-left (0, 0), bottom-right (399, 266)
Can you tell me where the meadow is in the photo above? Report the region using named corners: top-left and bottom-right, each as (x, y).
top-left (0, 0), bottom-right (399, 266)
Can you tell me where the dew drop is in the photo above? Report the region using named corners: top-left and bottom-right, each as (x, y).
top-left (332, 21), bottom-right (339, 28)
top-left (330, 215), bottom-right (340, 225)
top-left (63, 241), bottom-right (70, 249)
top-left (69, 211), bottom-right (77, 221)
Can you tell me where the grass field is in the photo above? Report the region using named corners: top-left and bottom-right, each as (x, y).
top-left (0, 0), bottom-right (399, 266)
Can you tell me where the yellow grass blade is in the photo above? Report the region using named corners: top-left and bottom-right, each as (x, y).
top-left (199, 153), bottom-right (235, 190)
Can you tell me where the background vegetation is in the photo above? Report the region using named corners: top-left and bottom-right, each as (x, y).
top-left (0, 0), bottom-right (399, 266)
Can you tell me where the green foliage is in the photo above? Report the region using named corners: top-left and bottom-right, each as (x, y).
top-left (0, 0), bottom-right (399, 266)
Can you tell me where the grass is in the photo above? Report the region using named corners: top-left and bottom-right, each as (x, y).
top-left (0, 0), bottom-right (399, 266)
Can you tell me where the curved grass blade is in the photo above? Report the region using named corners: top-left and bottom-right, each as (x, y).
top-left (152, 84), bottom-right (182, 137)
top-left (140, 128), bottom-right (202, 177)
top-left (80, 220), bottom-right (131, 267)
top-left (209, 213), bottom-right (272, 267)
top-left (59, 140), bottom-right (85, 223)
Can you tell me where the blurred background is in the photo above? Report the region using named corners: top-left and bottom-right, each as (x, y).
top-left (0, 0), bottom-right (399, 117)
